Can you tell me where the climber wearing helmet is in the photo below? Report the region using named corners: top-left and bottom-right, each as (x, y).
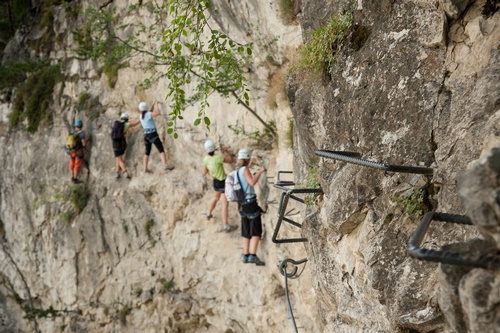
top-left (68, 118), bottom-right (89, 184)
top-left (202, 140), bottom-right (238, 233)
top-left (129, 100), bottom-right (174, 173)
top-left (237, 148), bottom-right (267, 266)
top-left (111, 112), bottom-right (138, 180)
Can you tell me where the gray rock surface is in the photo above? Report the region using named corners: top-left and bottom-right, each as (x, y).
top-left (0, 0), bottom-right (498, 332)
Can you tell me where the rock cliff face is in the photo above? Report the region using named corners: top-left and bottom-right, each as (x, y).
top-left (0, 0), bottom-right (498, 333)
top-left (289, 0), bottom-right (499, 332)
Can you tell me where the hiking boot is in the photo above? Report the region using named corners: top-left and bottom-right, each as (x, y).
top-left (164, 164), bottom-right (175, 171)
top-left (205, 213), bottom-right (213, 220)
top-left (247, 255), bottom-right (265, 266)
top-left (124, 173), bottom-right (131, 179)
top-left (223, 224), bottom-right (238, 233)
top-left (242, 254), bottom-right (250, 263)
top-left (114, 173), bottom-right (121, 180)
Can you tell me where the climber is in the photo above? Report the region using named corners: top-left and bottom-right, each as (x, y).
top-left (68, 118), bottom-right (90, 184)
top-left (129, 101), bottom-right (174, 173)
top-left (111, 112), bottom-right (138, 179)
top-left (237, 148), bottom-right (267, 266)
top-left (202, 140), bottom-right (238, 233)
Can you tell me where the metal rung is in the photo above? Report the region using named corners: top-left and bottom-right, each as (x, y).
top-left (408, 212), bottom-right (500, 269)
top-left (272, 176), bottom-right (322, 244)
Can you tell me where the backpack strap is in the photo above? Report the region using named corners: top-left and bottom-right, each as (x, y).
top-left (237, 167), bottom-right (248, 195)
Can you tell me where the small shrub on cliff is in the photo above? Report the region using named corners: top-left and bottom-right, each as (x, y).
top-left (392, 188), bottom-right (425, 221)
top-left (304, 166), bottom-right (321, 206)
top-left (69, 185), bottom-right (89, 213)
top-left (160, 278), bottom-right (174, 293)
top-left (285, 118), bottom-right (294, 149)
top-left (10, 63), bottom-right (63, 133)
top-left (61, 210), bottom-right (74, 225)
top-left (297, 7), bottom-right (354, 74)
top-left (144, 218), bottom-right (155, 238)
top-left (118, 304), bottom-right (130, 324)
top-left (278, 0), bottom-right (297, 25)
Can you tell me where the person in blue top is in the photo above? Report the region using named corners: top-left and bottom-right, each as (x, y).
top-left (129, 101), bottom-right (174, 173)
top-left (202, 139), bottom-right (237, 232)
top-left (236, 148), bottom-right (266, 266)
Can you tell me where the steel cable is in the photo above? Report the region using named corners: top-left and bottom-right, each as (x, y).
top-left (279, 258), bottom-right (308, 333)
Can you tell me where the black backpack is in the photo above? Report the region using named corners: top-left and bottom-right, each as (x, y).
top-left (111, 120), bottom-right (125, 140)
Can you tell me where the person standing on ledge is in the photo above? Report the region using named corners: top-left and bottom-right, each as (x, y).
top-left (67, 118), bottom-right (90, 184)
top-left (202, 140), bottom-right (238, 233)
top-left (237, 148), bottom-right (266, 266)
top-left (111, 112), bottom-right (138, 179)
top-left (129, 101), bottom-right (174, 173)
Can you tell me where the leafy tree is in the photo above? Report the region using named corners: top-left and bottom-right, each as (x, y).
top-left (74, 0), bottom-right (275, 138)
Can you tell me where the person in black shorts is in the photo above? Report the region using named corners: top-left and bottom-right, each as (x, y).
top-left (112, 113), bottom-right (136, 179)
top-left (202, 140), bottom-right (237, 232)
top-left (236, 148), bottom-right (266, 266)
top-left (129, 101), bottom-right (174, 173)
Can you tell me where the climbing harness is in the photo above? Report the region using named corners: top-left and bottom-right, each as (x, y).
top-left (408, 212), bottom-right (500, 269)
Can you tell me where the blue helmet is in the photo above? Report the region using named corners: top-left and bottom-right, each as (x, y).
top-left (74, 119), bottom-right (83, 127)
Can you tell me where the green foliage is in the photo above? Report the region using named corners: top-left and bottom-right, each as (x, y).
top-left (133, 288), bottom-right (142, 297)
top-left (77, 92), bottom-right (90, 111)
top-left (0, 218), bottom-right (5, 239)
top-left (144, 218), bottom-right (155, 238)
top-left (74, 1), bottom-right (253, 137)
top-left (40, 0), bottom-right (55, 30)
top-left (122, 224), bottom-right (129, 234)
top-left (103, 63), bottom-right (122, 88)
top-left (278, 0), bottom-right (297, 24)
top-left (228, 120), bottom-right (276, 150)
top-left (304, 166), bottom-right (321, 206)
top-left (22, 305), bottom-right (62, 320)
top-left (0, 60), bottom-right (43, 90)
top-left (9, 63), bottom-right (62, 133)
top-left (392, 188), bottom-right (425, 220)
top-left (69, 185), bottom-right (89, 213)
top-left (76, 92), bottom-right (102, 120)
top-left (0, 0), bottom-right (31, 57)
top-left (285, 118), bottom-right (294, 149)
top-left (160, 277), bottom-right (174, 293)
top-left (119, 304), bottom-right (130, 324)
top-left (61, 210), bottom-right (74, 225)
top-left (298, 7), bottom-right (354, 74)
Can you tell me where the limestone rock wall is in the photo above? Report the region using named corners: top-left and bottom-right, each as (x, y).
top-left (0, 0), bottom-right (499, 332)
top-left (289, 0), bottom-right (499, 332)
top-left (0, 1), bottom-right (310, 332)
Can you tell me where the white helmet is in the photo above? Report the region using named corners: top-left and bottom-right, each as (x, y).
top-left (204, 140), bottom-right (215, 153)
top-left (237, 148), bottom-right (250, 160)
top-left (138, 102), bottom-right (148, 111)
top-left (120, 112), bottom-right (129, 120)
